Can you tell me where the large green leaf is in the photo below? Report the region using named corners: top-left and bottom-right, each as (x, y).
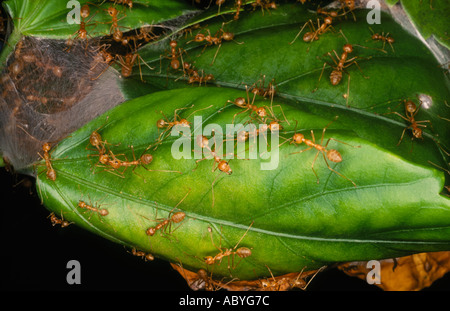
top-left (387, 0), bottom-right (450, 49)
top-left (0, 0), bottom-right (198, 64)
top-left (35, 87), bottom-right (450, 280)
top-left (134, 4), bottom-right (449, 169)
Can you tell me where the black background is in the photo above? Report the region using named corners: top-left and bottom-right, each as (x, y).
top-left (1, 168), bottom-right (449, 292)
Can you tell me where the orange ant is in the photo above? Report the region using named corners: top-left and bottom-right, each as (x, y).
top-left (78, 199), bottom-right (109, 217)
top-left (116, 50), bottom-right (153, 81)
top-left (226, 85), bottom-right (288, 125)
top-left (253, 265), bottom-right (324, 291)
top-left (106, 0), bottom-right (133, 9)
top-left (155, 104), bottom-right (212, 145)
top-left (105, 6), bottom-right (127, 42)
top-left (280, 117), bottom-right (360, 187)
top-left (251, 0), bottom-right (277, 14)
top-left (99, 145), bottom-right (181, 181)
top-left (226, 87), bottom-right (268, 124)
top-left (130, 247), bottom-right (154, 261)
top-left (159, 40), bottom-right (185, 74)
top-left (204, 221), bottom-right (253, 276)
top-left (369, 27), bottom-right (395, 52)
top-left (215, 0), bottom-right (226, 14)
top-left (290, 16), bottom-right (334, 45)
top-left (385, 99), bottom-right (432, 146)
top-left (66, 4), bottom-right (96, 50)
top-left (194, 134), bottom-right (236, 207)
top-left (249, 75), bottom-right (278, 99)
top-left (48, 212), bottom-right (72, 228)
top-left (314, 41), bottom-right (369, 107)
top-left (145, 190), bottom-right (190, 238)
top-left (188, 22), bottom-right (242, 65)
top-left (39, 143), bottom-right (57, 181)
top-left (234, 0), bottom-right (243, 20)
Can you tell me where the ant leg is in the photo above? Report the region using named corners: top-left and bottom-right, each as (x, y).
top-left (397, 126), bottom-right (409, 146)
top-left (289, 20), bottom-right (311, 45)
top-left (211, 170), bottom-right (224, 208)
top-left (310, 151), bottom-right (321, 184)
top-left (211, 43), bottom-right (222, 65)
top-left (322, 152), bottom-right (357, 187)
top-left (313, 62), bottom-right (328, 93)
top-left (290, 146), bottom-right (313, 155)
top-left (325, 137), bottom-right (361, 149)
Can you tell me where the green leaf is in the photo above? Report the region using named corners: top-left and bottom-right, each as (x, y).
top-left (36, 87), bottom-right (450, 280)
top-left (2, 0), bottom-right (197, 39)
top-left (135, 5), bottom-right (450, 167)
top-left (400, 0), bottom-right (450, 49)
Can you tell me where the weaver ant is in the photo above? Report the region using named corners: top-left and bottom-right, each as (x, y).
top-left (314, 36), bottom-right (372, 106)
top-left (48, 212), bottom-right (72, 228)
top-left (251, 0), bottom-right (277, 15)
top-left (106, 0), bottom-right (133, 9)
top-left (78, 199), bottom-right (109, 217)
top-left (369, 27), bottom-right (395, 52)
top-left (66, 4), bottom-right (97, 50)
top-left (204, 221), bottom-right (253, 276)
top-left (38, 143), bottom-right (57, 181)
top-left (154, 104), bottom-right (212, 146)
top-left (385, 99), bottom-right (432, 146)
top-left (145, 190), bottom-right (190, 238)
top-left (130, 247), bottom-right (154, 261)
top-left (116, 50), bottom-right (153, 81)
top-left (280, 117), bottom-right (360, 187)
top-left (194, 133), bottom-right (239, 207)
top-left (188, 22), bottom-right (242, 65)
top-left (290, 16), bottom-right (334, 45)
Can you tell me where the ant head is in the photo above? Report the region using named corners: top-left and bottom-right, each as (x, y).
top-left (42, 143), bottom-right (51, 152)
top-left (89, 132), bottom-right (102, 147)
top-left (140, 154), bottom-right (153, 165)
top-left (107, 6), bottom-right (118, 17)
top-left (204, 256), bottom-right (215, 265)
top-left (237, 131), bottom-right (249, 142)
top-left (194, 33), bottom-right (205, 41)
top-left (99, 209), bottom-right (109, 216)
top-left (156, 119), bottom-right (166, 129)
top-left (327, 149), bottom-right (342, 163)
top-left (80, 4), bottom-right (90, 19)
top-left (343, 44), bottom-right (353, 53)
top-left (292, 133), bottom-right (304, 144)
top-left (146, 227), bottom-right (156, 236)
top-left (179, 119), bottom-right (190, 127)
top-left (404, 100), bottom-right (417, 113)
top-left (269, 121), bottom-right (281, 131)
top-left (169, 40), bottom-right (178, 48)
top-left (256, 107), bottom-right (267, 117)
top-left (196, 135), bottom-right (209, 148)
top-left (324, 17), bottom-right (333, 24)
